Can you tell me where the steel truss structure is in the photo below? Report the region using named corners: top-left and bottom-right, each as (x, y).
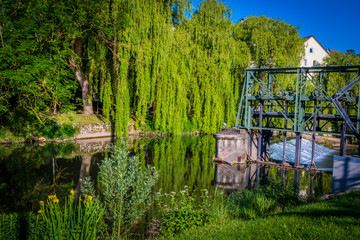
top-left (235, 66), bottom-right (360, 166)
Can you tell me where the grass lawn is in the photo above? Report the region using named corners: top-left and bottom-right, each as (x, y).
top-left (175, 191), bottom-right (360, 240)
top-left (54, 112), bottom-right (105, 124)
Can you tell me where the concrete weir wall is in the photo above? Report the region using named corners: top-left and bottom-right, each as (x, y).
top-left (214, 128), bottom-right (254, 165)
top-left (333, 155), bottom-right (360, 193)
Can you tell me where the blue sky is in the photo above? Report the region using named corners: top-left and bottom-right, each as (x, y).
top-left (191, 0), bottom-right (360, 53)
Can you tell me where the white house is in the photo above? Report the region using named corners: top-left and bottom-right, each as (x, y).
top-left (301, 35), bottom-right (329, 67)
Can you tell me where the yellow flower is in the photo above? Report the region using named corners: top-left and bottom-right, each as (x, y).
top-left (48, 194), bottom-right (57, 200)
top-left (87, 195), bottom-right (93, 202)
top-left (39, 201), bottom-right (44, 206)
top-left (38, 210), bottom-right (43, 214)
top-left (70, 189), bottom-right (74, 195)
top-left (54, 198), bottom-right (59, 203)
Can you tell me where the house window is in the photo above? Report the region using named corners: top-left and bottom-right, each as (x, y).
top-left (303, 59), bottom-right (307, 66)
top-left (310, 48), bottom-right (313, 53)
top-left (313, 60), bottom-right (317, 66)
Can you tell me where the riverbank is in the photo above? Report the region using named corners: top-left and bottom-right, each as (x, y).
top-left (1, 115), bottom-right (358, 154)
top-left (0, 113), bottom-right (203, 144)
top-left (171, 190), bottom-right (360, 240)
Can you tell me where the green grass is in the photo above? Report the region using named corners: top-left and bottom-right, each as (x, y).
top-left (173, 191), bottom-right (360, 240)
top-left (54, 112), bottom-right (105, 124)
top-left (0, 129), bottom-right (26, 143)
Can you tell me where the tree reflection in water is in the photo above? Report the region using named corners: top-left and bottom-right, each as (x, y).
top-left (0, 135), bottom-right (333, 214)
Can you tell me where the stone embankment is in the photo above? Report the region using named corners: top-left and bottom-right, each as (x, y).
top-left (73, 122), bottom-right (112, 140)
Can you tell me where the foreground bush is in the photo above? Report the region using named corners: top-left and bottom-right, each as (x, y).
top-left (228, 180), bottom-right (304, 219)
top-left (156, 187), bottom-right (228, 237)
top-left (82, 144), bottom-right (159, 238)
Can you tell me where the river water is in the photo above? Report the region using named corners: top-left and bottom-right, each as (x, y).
top-left (269, 138), bottom-right (338, 171)
top-left (0, 135), bottom-right (334, 234)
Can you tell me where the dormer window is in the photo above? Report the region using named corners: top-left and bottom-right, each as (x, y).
top-left (310, 48), bottom-right (313, 53)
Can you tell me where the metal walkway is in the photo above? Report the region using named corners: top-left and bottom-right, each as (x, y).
top-left (235, 66), bottom-right (360, 166)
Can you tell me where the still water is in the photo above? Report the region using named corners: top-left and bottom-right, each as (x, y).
top-left (0, 135), bottom-right (333, 231)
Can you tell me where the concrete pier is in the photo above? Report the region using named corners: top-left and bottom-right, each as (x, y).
top-left (213, 128), bottom-right (256, 165)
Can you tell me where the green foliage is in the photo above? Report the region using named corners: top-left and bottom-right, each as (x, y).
top-left (235, 16), bottom-right (304, 68)
top-left (0, 127), bottom-right (5, 139)
top-left (26, 212), bottom-right (47, 240)
top-left (37, 192), bottom-right (104, 240)
top-left (82, 144), bottom-right (159, 238)
top-left (1, 108), bottom-right (77, 140)
top-left (40, 123), bottom-right (77, 140)
top-left (156, 187), bottom-right (213, 237)
top-left (0, 193), bottom-right (104, 240)
top-left (228, 180), bottom-right (304, 220)
top-left (0, 0), bottom-right (78, 124)
top-left (39, 191), bottom-right (104, 239)
top-left (1, 0), bottom-right (305, 136)
top-left (325, 50), bottom-right (360, 67)
top-left (324, 50), bottom-right (360, 96)
top-left (0, 213), bottom-right (19, 240)
top-left (175, 191), bottom-right (360, 240)
top-left (228, 189), bottom-right (275, 219)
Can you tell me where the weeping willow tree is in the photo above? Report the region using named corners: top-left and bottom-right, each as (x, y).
top-left (84, 0), bottom-right (250, 136)
top-left (1, 0), bottom-right (305, 137)
top-left (182, 0), bottom-right (251, 133)
top-left (69, 1), bottom-right (304, 136)
top-left (81, 0), bottom-right (192, 136)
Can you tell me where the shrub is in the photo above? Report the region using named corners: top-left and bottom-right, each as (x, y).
top-left (40, 123), bottom-right (77, 139)
top-left (82, 144), bottom-right (159, 238)
top-left (157, 187), bottom-right (216, 237)
top-left (228, 180), bottom-right (304, 220)
top-left (228, 189), bottom-right (275, 219)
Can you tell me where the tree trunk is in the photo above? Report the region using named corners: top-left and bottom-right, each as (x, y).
top-left (70, 37), bottom-right (93, 115)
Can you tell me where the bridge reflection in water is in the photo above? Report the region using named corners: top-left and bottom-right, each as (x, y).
top-left (212, 163), bottom-right (332, 196)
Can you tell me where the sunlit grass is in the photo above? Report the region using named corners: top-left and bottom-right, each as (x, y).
top-left (174, 191), bottom-right (360, 240)
top-left (54, 112), bottom-right (105, 124)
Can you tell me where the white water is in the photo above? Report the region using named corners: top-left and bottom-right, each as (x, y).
top-left (269, 138), bottom-right (338, 171)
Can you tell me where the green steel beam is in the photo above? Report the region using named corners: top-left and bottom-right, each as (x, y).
top-left (235, 66), bottom-right (360, 137)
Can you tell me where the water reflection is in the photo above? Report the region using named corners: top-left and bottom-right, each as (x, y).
top-left (0, 135), bottom-right (334, 215)
top-left (0, 135), bottom-right (217, 213)
top-left (213, 163), bottom-right (264, 191)
top-left (212, 163), bottom-right (332, 197)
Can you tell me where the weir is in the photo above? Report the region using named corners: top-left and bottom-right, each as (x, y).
top-left (214, 66), bottom-right (360, 169)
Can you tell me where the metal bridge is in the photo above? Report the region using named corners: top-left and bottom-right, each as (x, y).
top-left (235, 66), bottom-right (360, 167)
